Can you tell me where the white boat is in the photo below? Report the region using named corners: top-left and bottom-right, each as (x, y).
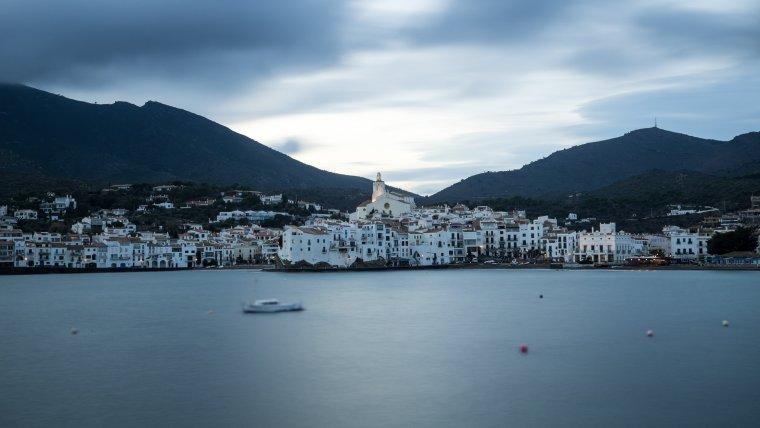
top-left (243, 299), bottom-right (303, 313)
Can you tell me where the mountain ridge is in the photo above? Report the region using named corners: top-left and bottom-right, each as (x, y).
top-left (0, 83), bottom-right (375, 194)
top-left (2, 84), bottom-right (758, 208)
top-left (426, 127), bottom-right (760, 203)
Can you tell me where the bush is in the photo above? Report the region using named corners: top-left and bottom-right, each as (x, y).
top-left (707, 227), bottom-right (758, 255)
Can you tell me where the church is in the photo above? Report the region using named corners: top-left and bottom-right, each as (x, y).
top-left (350, 173), bottom-right (416, 221)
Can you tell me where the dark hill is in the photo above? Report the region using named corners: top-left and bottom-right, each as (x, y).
top-left (0, 84), bottom-right (373, 192)
top-left (589, 170), bottom-right (760, 204)
top-left (580, 170), bottom-right (760, 217)
top-left (427, 127), bottom-right (760, 203)
top-left (469, 169), bottom-right (760, 234)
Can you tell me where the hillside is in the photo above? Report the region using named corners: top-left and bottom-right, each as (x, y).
top-left (427, 127), bottom-right (760, 203)
top-left (588, 170), bottom-right (760, 208)
top-left (570, 170), bottom-right (760, 220)
top-left (471, 169), bottom-right (760, 233)
top-left (0, 84), bottom-right (373, 193)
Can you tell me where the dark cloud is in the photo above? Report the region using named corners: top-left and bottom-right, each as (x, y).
top-left (634, 6), bottom-right (760, 58)
top-left (576, 69), bottom-right (760, 141)
top-left (1, 0), bottom-right (758, 193)
top-left (404, 0), bottom-right (759, 77)
top-left (406, 0), bottom-right (573, 45)
top-left (0, 0), bottom-right (346, 87)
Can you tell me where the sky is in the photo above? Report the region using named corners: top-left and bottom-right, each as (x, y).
top-left (2, 0), bottom-right (759, 195)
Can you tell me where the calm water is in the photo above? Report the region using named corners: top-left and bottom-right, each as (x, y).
top-left (1, 269), bottom-right (759, 427)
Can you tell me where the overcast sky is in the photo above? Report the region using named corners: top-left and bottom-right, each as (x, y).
top-left (2, 0), bottom-right (759, 194)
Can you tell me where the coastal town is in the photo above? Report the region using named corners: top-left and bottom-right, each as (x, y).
top-left (1, 174), bottom-right (759, 272)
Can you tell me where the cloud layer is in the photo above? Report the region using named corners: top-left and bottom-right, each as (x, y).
top-left (2, 0), bottom-right (758, 194)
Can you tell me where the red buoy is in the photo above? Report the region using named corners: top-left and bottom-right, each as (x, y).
top-left (520, 344), bottom-right (529, 354)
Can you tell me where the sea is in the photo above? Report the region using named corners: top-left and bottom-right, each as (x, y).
top-left (1, 269), bottom-right (759, 427)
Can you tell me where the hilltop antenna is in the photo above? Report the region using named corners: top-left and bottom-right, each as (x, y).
top-left (654, 117), bottom-right (658, 128)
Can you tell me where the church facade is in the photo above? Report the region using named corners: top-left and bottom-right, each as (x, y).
top-left (350, 173), bottom-right (415, 221)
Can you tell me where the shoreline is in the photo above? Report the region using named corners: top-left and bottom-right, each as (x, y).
top-left (0, 264), bottom-right (273, 276)
top-left (267, 263), bottom-right (760, 273)
top-left (2, 263), bottom-right (758, 276)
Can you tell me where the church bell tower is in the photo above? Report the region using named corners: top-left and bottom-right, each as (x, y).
top-left (371, 172), bottom-right (386, 202)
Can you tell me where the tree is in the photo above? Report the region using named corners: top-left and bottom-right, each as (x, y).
top-left (49, 221), bottom-right (70, 234)
top-left (707, 227), bottom-right (758, 255)
top-left (649, 248), bottom-right (666, 258)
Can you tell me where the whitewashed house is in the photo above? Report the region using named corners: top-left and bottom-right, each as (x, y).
top-left (542, 230), bottom-right (577, 263)
top-left (261, 194), bottom-right (283, 205)
top-left (575, 223), bottom-right (617, 263)
top-left (14, 209), bottom-right (38, 220)
top-left (668, 228), bottom-right (711, 260)
top-left (154, 201), bottom-right (175, 210)
top-left (54, 195), bottom-right (77, 211)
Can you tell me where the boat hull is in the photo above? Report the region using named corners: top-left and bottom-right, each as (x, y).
top-left (243, 303), bottom-right (303, 313)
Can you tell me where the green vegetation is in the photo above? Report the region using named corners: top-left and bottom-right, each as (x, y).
top-left (445, 169), bottom-right (760, 233)
top-left (0, 83), bottom-right (372, 194)
top-left (707, 227), bottom-right (759, 255)
top-left (428, 128), bottom-right (760, 203)
top-left (1, 182), bottom-right (329, 234)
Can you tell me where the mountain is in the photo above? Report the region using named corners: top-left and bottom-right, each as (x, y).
top-left (427, 127), bottom-right (760, 203)
top-left (589, 170), bottom-right (760, 205)
top-left (0, 83), bottom-right (374, 194)
top-left (574, 169), bottom-right (760, 219)
top-left (465, 170), bottom-right (760, 234)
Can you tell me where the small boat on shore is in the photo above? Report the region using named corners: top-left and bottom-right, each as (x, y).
top-left (243, 299), bottom-right (303, 313)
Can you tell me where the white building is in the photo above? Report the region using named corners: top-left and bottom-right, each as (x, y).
top-left (667, 227), bottom-right (711, 260)
top-left (575, 223), bottom-right (618, 263)
top-left (261, 194), bottom-right (283, 205)
top-left (645, 234), bottom-right (670, 255)
top-left (574, 223), bottom-right (649, 263)
top-left (279, 226), bottom-right (339, 266)
top-left (542, 230), bottom-right (577, 263)
top-left (351, 173), bottom-right (415, 221)
top-left (216, 210), bottom-right (287, 223)
top-left (518, 218), bottom-right (548, 254)
top-left (14, 209), bottom-right (38, 220)
top-left (54, 195), bottom-right (77, 211)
